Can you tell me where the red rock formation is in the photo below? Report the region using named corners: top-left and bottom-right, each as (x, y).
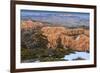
top-left (65, 28), bottom-right (84, 36)
top-left (41, 27), bottom-right (66, 49)
top-left (73, 34), bottom-right (89, 52)
top-left (21, 19), bottom-right (44, 30)
top-left (60, 34), bottom-right (74, 49)
top-left (84, 30), bottom-right (90, 37)
top-left (21, 19), bottom-right (90, 52)
top-left (41, 26), bottom-right (90, 52)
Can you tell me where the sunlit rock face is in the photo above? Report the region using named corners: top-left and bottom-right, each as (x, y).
top-left (60, 34), bottom-right (74, 49)
top-left (41, 27), bottom-right (67, 49)
top-left (72, 34), bottom-right (89, 52)
top-left (41, 26), bottom-right (89, 52)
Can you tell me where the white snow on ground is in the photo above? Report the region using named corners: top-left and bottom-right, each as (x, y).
top-left (64, 51), bottom-right (90, 61)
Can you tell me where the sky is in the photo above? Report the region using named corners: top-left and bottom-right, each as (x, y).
top-left (21, 10), bottom-right (90, 27)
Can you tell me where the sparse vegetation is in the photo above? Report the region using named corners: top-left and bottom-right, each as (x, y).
top-left (21, 47), bottom-right (75, 62)
top-left (21, 29), bottom-right (48, 49)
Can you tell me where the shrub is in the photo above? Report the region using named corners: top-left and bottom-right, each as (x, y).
top-left (21, 29), bottom-right (48, 49)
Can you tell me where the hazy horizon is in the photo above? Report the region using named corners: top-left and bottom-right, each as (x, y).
top-left (21, 10), bottom-right (90, 27)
